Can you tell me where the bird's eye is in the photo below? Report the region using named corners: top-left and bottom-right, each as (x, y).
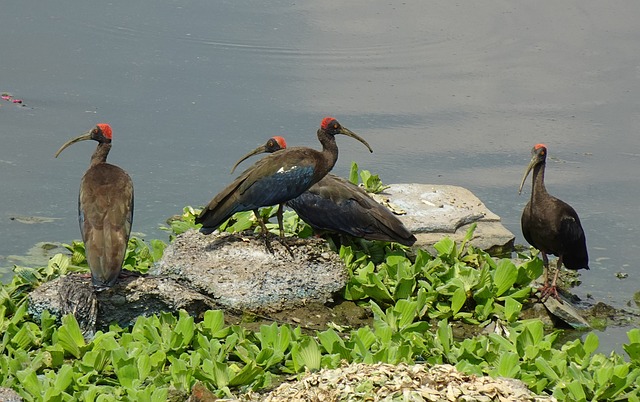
top-left (333, 123), bottom-right (339, 129)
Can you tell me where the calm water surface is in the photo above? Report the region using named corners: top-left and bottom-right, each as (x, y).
top-left (2, 1), bottom-right (639, 352)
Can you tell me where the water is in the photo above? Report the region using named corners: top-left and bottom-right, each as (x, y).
top-left (2, 1), bottom-right (639, 351)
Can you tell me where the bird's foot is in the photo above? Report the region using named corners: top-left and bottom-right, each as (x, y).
top-left (538, 284), bottom-right (561, 303)
top-left (276, 236), bottom-right (295, 258)
top-left (262, 233), bottom-right (275, 254)
top-left (260, 232), bottom-right (294, 258)
top-left (119, 270), bottom-right (143, 279)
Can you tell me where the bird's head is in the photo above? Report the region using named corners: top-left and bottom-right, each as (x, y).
top-left (230, 136), bottom-right (288, 174)
top-left (55, 124), bottom-right (113, 158)
top-left (518, 143), bottom-right (548, 194)
top-left (319, 117), bottom-right (373, 153)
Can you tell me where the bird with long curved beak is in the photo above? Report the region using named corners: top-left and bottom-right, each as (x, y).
top-left (232, 136), bottom-right (416, 246)
top-left (196, 117), bottom-right (372, 252)
top-left (518, 143), bottom-right (588, 300)
top-left (230, 136), bottom-right (287, 174)
top-left (55, 124), bottom-right (134, 289)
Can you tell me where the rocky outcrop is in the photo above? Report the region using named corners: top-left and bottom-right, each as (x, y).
top-left (382, 183), bottom-right (515, 254)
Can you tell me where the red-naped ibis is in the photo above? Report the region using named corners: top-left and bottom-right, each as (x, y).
top-left (232, 137), bottom-right (416, 246)
top-left (196, 117), bottom-right (373, 246)
top-left (55, 124), bottom-right (134, 288)
top-left (518, 144), bottom-right (588, 299)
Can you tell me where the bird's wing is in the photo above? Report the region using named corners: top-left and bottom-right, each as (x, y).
top-left (79, 165), bottom-right (133, 286)
top-left (559, 214), bottom-right (589, 270)
top-left (197, 148), bottom-right (318, 229)
top-left (289, 175), bottom-right (415, 245)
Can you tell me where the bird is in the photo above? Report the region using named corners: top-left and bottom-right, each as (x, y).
top-left (55, 124), bottom-right (134, 288)
top-left (518, 143), bottom-right (588, 300)
top-left (232, 137), bottom-right (416, 246)
top-left (196, 117), bottom-right (373, 248)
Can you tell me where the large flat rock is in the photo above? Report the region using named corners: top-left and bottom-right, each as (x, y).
top-left (155, 230), bottom-right (348, 313)
top-left (382, 184), bottom-right (514, 254)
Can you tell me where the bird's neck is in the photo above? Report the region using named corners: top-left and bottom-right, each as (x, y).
top-left (317, 130), bottom-right (339, 178)
top-left (531, 162), bottom-right (548, 200)
top-left (90, 143), bottom-right (111, 167)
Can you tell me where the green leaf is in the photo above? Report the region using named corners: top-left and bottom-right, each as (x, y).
top-left (566, 381), bottom-right (587, 401)
top-left (229, 361), bottom-right (264, 386)
top-left (56, 314), bottom-right (86, 359)
top-left (318, 329), bottom-right (348, 356)
top-left (451, 287), bottom-right (466, 315)
top-left (504, 297), bottom-right (522, 322)
top-left (494, 259), bottom-right (518, 296)
top-left (535, 357), bottom-right (560, 381)
top-left (349, 162), bottom-right (359, 185)
top-left (294, 338), bottom-right (321, 371)
top-left (495, 351), bottom-right (520, 377)
top-left (436, 320), bottom-right (451, 356)
top-left (16, 368), bottom-right (41, 396)
top-left (54, 364), bottom-right (74, 392)
top-left (583, 332), bottom-right (599, 356)
top-left (201, 310), bottom-right (229, 338)
top-left (433, 238), bottom-right (455, 259)
top-left (394, 299), bottom-right (418, 330)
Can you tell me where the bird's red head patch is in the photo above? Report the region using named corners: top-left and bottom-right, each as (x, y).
top-left (534, 143), bottom-right (547, 150)
top-left (321, 116), bottom-right (337, 130)
top-left (273, 136), bottom-right (287, 149)
top-left (97, 123), bottom-right (113, 140)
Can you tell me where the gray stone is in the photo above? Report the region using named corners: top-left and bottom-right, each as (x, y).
top-left (382, 183), bottom-right (515, 254)
top-left (543, 295), bottom-right (591, 329)
top-left (155, 230), bottom-right (347, 314)
top-left (28, 273), bottom-right (219, 332)
top-left (0, 387), bottom-right (22, 402)
top-left (27, 231), bottom-right (347, 331)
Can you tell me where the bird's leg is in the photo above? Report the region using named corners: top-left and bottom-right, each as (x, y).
top-left (253, 209), bottom-right (274, 254)
top-left (546, 255), bottom-right (562, 301)
top-left (539, 253), bottom-right (561, 301)
top-left (276, 203), bottom-right (285, 239)
top-left (538, 251), bottom-right (550, 299)
top-left (274, 203), bottom-right (294, 258)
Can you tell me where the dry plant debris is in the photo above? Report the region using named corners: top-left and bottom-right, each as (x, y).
top-left (234, 362), bottom-right (556, 402)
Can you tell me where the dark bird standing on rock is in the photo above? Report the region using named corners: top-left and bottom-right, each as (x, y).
top-left (55, 124), bottom-right (134, 288)
top-left (232, 137), bottom-right (416, 246)
top-left (196, 117), bottom-right (373, 247)
top-left (518, 143), bottom-right (589, 300)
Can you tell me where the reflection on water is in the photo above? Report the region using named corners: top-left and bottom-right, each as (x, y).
top-left (1, 0), bottom-right (639, 351)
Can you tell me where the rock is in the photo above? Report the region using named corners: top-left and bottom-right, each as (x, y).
top-left (155, 230), bottom-right (348, 314)
top-left (28, 273), bottom-right (219, 333)
top-left (28, 231), bottom-right (347, 331)
top-left (0, 387), bottom-right (22, 402)
top-left (543, 295), bottom-right (590, 329)
top-left (383, 184), bottom-right (515, 254)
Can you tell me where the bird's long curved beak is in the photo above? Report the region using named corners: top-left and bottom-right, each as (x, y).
top-left (339, 127), bottom-right (373, 153)
top-left (518, 155), bottom-right (538, 194)
top-left (230, 144), bottom-right (271, 174)
top-left (54, 131), bottom-right (92, 158)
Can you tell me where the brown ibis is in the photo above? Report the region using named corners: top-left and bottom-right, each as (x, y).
top-left (232, 137), bottom-right (416, 246)
top-left (518, 143), bottom-right (588, 299)
top-left (55, 124), bottom-right (134, 288)
top-left (196, 117), bottom-right (373, 247)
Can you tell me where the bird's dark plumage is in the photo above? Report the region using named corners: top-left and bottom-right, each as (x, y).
top-left (232, 136), bottom-right (415, 246)
top-left (196, 117), bottom-right (372, 238)
top-left (519, 143), bottom-right (588, 299)
top-left (56, 124), bottom-right (134, 288)
top-left (288, 175), bottom-right (416, 246)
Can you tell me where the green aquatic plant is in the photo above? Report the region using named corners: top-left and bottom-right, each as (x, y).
top-left (342, 224), bottom-right (540, 325)
top-left (1, 202), bottom-right (639, 400)
top-left (349, 162), bottom-right (390, 194)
